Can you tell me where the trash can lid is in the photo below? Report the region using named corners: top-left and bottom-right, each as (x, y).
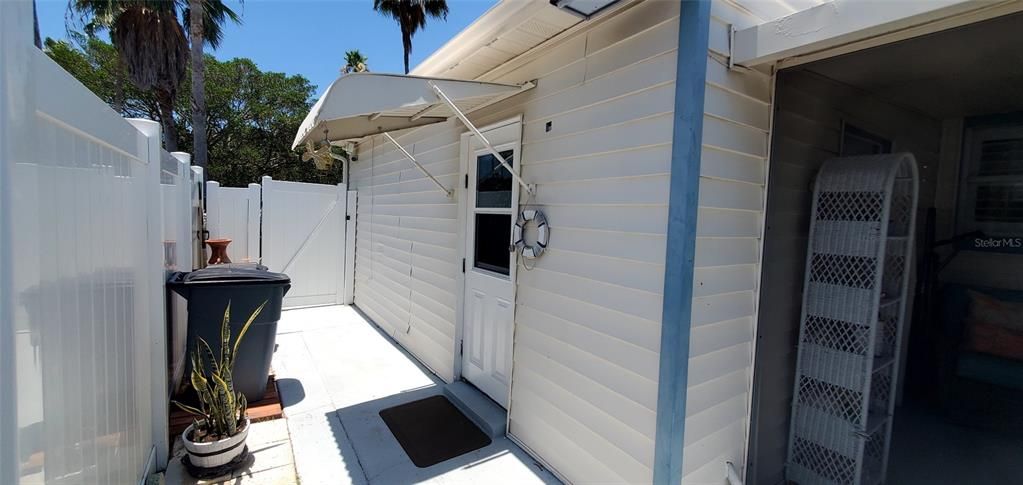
top-left (174, 265), bottom-right (290, 286)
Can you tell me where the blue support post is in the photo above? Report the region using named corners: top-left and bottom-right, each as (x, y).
top-left (652, 1), bottom-right (712, 483)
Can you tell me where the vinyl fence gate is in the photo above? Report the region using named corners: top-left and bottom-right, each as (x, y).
top-left (205, 176), bottom-right (357, 309)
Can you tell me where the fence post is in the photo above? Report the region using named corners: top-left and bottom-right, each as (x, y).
top-left (260, 176), bottom-right (273, 268)
top-left (205, 180), bottom-right (221, 240)
top-left (170, 153), bottom-right (192, 272)
top-left (247, 183), bottom-right (261, 264)
top-left (126, 118), bottom-right (169, 472)
top-left (344, 191), bottom-right (358, 305)
top-left (0, 1), bottom-right (36, 481)
top-left (190, 167), bottom-right (205, 269)
top-left (334, 184), bottom-right (347, 305)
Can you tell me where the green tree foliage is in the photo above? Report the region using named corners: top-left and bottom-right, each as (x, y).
top-left (46, 38), bottom-right (341, 187)
top-left (185, 0), bottom-right (244, 171)
top-left (341, 49), bottom-right (368, 74)
top-left (373, 0), bottom-right (448, 74)
top-left (44, 36), bottom-right (160, 120)
top-left (68, 0), bottom-right (190, 151)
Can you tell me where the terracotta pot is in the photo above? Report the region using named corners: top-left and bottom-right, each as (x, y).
top-left (182, 418), bottom-right (249, 469)
top-left (206, 238), bottom-right (233, 265)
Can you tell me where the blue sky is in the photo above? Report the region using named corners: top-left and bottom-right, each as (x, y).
top-left (36, 0), bottom-right (498, 96)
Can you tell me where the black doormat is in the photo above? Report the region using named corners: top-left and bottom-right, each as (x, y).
top-left (379, 395), bottom-right (492, 468)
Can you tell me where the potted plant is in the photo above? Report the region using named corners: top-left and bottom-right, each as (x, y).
top-left (174, 301), bottom-right (266, 471)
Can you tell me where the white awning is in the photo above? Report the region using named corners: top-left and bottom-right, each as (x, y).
top-left (292, 72), bottom-right (532, 149)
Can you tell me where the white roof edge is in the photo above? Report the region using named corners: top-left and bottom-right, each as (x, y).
top-left (411, 0), bottom-right (550, 77)
top-left (322, 71), bottom-right (523, 85)
top-left (292, 73), bottom-right (530, 148)
top-left (732, 0), bottom-right (1004, 67)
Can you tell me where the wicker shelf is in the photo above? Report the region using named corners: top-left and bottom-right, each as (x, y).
top-left (786, 154), bottom-right (919, 485)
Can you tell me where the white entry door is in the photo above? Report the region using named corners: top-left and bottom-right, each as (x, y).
top-left (461, 121), bottom-right (520, 408)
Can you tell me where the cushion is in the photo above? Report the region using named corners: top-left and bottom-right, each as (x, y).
top-left (964, 290), bottom-right (1023, 360)
top-left (957, 352), bottom-right (1023, 391)
top-left (967, 290), bottom-right (1023, 332)
top-left (965, 320), bottom-right (1023, 361)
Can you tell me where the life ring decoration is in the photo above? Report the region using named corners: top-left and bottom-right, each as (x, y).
top-left (513, 209), bottom-right (549, 259)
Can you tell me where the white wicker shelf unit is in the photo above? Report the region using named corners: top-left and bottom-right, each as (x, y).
top-left (785, 154), bottom-right (919, 485)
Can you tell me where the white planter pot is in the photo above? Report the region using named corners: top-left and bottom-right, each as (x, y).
top-left (182, 419), bottom-right (249, 469)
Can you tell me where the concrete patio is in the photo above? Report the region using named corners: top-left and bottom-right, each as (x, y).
top-left (270, 305), bottom-right (560, 485)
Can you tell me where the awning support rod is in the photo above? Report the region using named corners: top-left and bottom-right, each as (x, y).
top-left (428, 81), bottom-right (536, 195)
top-left (383, 132), bottom-right (452, 198)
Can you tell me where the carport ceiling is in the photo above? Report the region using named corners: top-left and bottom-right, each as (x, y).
top-left (802, 11), bottom-right (1023, 119)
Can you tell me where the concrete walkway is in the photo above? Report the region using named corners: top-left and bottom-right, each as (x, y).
top-left (271, 305), bottom-right (560, 485)
top-left (164, 419), bottom-right (298, 484)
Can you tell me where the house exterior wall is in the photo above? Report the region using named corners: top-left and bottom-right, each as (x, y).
top-left (349, 2), bottom-right (679, 482)
top-left (348, 0), bottom-right (795, 482)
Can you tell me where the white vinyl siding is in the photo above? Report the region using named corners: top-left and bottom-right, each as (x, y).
top-left (348, 0), bottom-right (838, 482)
top-left (349, 121), bottom-right (463, 382)
top-left (351, 1), bottom-right (679, 482)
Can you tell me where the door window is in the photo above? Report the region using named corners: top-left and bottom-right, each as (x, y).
top-left (476, 150), bottom-right (514, 208)
top-left (474, 213), bottom-right (511, 275)
top-left (471, 149), bottom-right (515, 276)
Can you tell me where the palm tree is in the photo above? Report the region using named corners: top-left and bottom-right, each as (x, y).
top-left (33, 0), bottom-right (42, 48)
top-left (372, 0), bottom-right (448, 74)
top-left (69, 0), bottom-right (189, 151)
top-left (186, 0), bottom-right (241, 170)
top-left (341, 50), bottom-right (368, 75)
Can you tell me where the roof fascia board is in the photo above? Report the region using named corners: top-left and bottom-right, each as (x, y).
top-left (732, 0), bottom-right (1009, 67)
top-left (411, 0), bottom-right (546, 77)
top-left (477, 0), bottom-right (642, 82)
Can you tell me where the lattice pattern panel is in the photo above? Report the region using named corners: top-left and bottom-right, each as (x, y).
top-left (862, 427), bottom-right (888, 485)
top-left (803, 315), bottom-right (872, 355)
top-left (869, 369), bottom-right (893, 416)
top-left (791, 437), bottom-right (858, 485)
top-left (817, 191), bottom-right (885, 222)
top-left (881, 245), bottom-right (906, 296)
top-left (889, 182), bottom-right (915, 237)
top-left (787, 155), bottom-right (918, 485)
top-left (797, 376), bottom-right (864, 423)
top-left (876, 304), bottom-right (900, 358)
top-left (810, 254), bottom-right (878, 289)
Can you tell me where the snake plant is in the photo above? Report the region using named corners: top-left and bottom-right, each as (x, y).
top-left (174, 300), bottom-right (267, 440)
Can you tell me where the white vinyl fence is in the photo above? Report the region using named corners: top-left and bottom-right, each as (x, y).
top-left (161, 152), bottom-right (196, 272)
top-left (204, 177), bottom-right (354, 308)
top-left (1, 2), bottom-right (196, 482)
top-left (205, 181), bottom-right (260, 263)
top-left (262, 177), bottom-right (348, 308)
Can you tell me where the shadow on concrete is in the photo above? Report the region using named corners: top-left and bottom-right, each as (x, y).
top-left (275, 378), bottom-right (305, 408)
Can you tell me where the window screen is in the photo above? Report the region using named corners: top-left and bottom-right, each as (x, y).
top-left (972, 138), bottom-right (1023, 224)
top-left (958, 126), bottom-right (1023, 235)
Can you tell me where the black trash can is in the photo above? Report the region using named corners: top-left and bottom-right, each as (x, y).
top-left (168, 264), bottom-right (290, 402)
